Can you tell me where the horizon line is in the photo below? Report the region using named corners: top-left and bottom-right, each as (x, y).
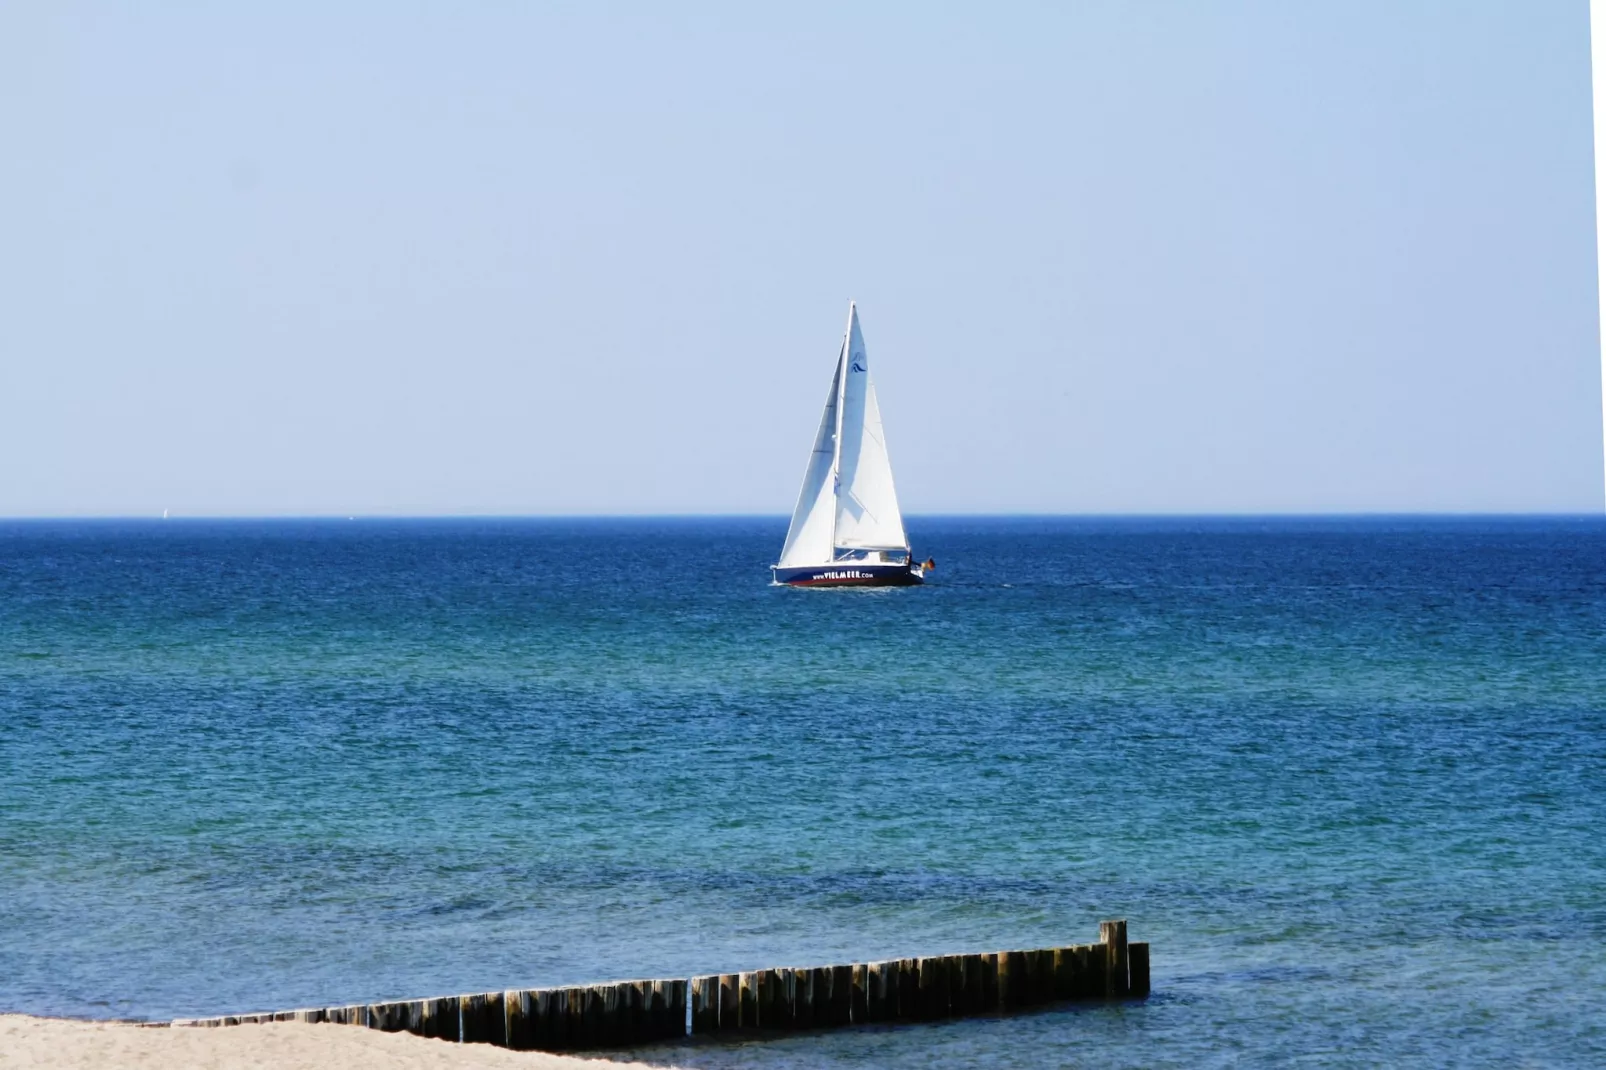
top-left (4, 511), bottom-right (1606, 522)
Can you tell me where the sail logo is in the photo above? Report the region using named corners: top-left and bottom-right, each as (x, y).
top-left (851, 354), bottom-right (866, 372)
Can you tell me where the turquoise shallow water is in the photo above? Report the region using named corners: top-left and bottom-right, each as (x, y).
top-left (2, 517), bottom-right (1603, 1067)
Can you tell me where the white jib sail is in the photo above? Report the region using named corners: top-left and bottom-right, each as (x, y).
top-left (833, 303), bottom-right (909, 552)
top-left (777, 347), bottom-right (844, 567)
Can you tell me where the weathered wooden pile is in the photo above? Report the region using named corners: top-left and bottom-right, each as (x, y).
top-left (173, 920), bottom-right (1148, 1052)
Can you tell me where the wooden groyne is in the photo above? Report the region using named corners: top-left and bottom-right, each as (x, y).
top-left (173, 920), bottom-right (1148, 1052)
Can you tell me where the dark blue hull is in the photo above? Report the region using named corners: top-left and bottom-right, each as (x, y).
top-left (771, 562), bottom-right (924, 587)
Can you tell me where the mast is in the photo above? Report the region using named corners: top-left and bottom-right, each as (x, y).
top-left (1593, 1), bottom-right (1606, 507)
top-left (830, 301), bottom-right (853, 555)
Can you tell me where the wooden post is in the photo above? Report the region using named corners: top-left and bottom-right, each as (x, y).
top-left (943, 955), bottom-right (962, 1017)
top-left (812, 966), bottom-right (833, 1028)
top-left (641, 981), bottom-right (661, 1044)
top-left (643, 980), bottom-right (664, 1039)
top-left (532, 989), bottom-right (564, 1051)
top-left (1018, 951), bottom-right (1040, 1006)
top-left (631, 980), bottom-right (659, 1044)
top-left (753, 969), bottom-right (776, 1030)
top-left (385, 996), bottom-right (414, 1028)
top-left (603, 984), bottom-right (625, 1046)
top-left (596, 984), bottom-right (615, 1047)
top-left (1088, 941), bottom-right (1110, 999)
top-left (942, 955), bottom-right (967, 1016)
top-left (419, 997), bottom-right (457, 1041)
top-left (293, 1008), bottom-right (325, 1025)
top-left (978, 952), bottom-right (999, 1010)
top-left (998, 951), bottom-right (1025, 1009)
top-left (1128, 942), bottom-right (1150, 998)
top-left (917, 957), bottom-right (947, 1020)
top-left (565, 986), bottom-right (587, 1050)
top-left (738, 972), bottom-right (759, 1030)
top-left (829, 964), bottom-right (853, 1026)
top-left (668, 979), bottom-right (688, 1040)
top-left (1100, 920), bottom-right (1129, 997)
top-left (504, 991), bottom-right (533, 1050)
top-left (367, 1001), bottom-right (409, 1032)
top-left (580, 985), bottom-right (601, 1050)
top-left (897, 958), bottom-right (919, 1019)
top-left (865, 961), bottom-right (893, 1022)
top-left (1080, 944), bottom-right (1100, 998)
top-left (691, 975), bottom-right (718, 1034)
top-left (777, 969), bottom-right (799, 1031)
top-left (460, 991), bottom-right (505, 1046)
top-left (333, 1005), bottom-right (367, 1026)
top-left (851, 963), bottom-right (869, 1023)
top-left (794, 968), bottom-right (816, 1030)
top-left (1030, 948), bottom-right (1056, 1004)
top-left (642, 976), bottom-right (674, 1041)
top-left (560, 989), bottom-right (580, 1051)
top-left (1045, 948), bottom-right (1064, 1003)
top-left (719, 973), bottom-right (740, 1029)
top-left (591, 985), bottom-right (615, 1049)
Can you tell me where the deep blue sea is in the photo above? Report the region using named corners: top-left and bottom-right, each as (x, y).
top-left (2, 517), bottom-right (1604, 1067)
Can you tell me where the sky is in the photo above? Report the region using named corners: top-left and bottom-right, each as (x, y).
top-left (2, 1), bottom-right (1602, 516)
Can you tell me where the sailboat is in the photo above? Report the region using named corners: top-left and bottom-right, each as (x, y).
top-left (772, 302), bottom-right (928, 587)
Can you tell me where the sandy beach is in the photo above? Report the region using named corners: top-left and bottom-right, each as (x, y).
top-left (0, 1016), bottom-right (667, 1070)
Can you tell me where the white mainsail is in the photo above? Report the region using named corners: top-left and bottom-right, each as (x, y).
top-left (777, 302), bottom-right (909, 566)
top-left (834, 305), bottom-right (908, 551)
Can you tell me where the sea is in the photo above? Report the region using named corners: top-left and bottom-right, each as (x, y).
top-left (1, 517), bottom-right (1603, 1067)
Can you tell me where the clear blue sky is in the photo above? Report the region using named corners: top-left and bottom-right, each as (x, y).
top-left (2, 1), bottom-right (1601, 515)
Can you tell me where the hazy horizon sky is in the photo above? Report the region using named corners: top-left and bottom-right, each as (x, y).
top-left (3, 2), bottom-right (1603, 517)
